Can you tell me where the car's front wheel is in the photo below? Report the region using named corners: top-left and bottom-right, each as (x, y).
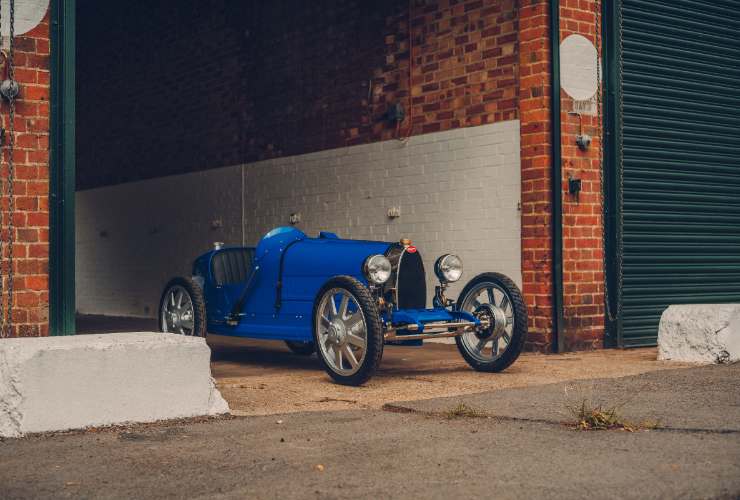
top-left (159, 277), bottom-right (207, 337)
top-left (455, 272), bottom-right (527, 372)
top-left (312, 276), bottom-right (384, 386)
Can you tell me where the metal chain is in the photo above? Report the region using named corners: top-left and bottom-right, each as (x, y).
top-left (0, 0), bottom-right (16, 338)
top-left (5, 0), bottom-right (15, 336)
top-left (599, 0), bottom-right (624, 324)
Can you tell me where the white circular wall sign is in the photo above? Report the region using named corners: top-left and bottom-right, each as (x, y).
top-left (560, 34), bottom-right (599, 101)
top-left (1, 0), bottom-right (49, 38)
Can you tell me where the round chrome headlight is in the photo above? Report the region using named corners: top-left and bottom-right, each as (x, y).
top-left (363, 254), bottom-right (392, 285)
top-left (435, 254), bottom-right (463, 283)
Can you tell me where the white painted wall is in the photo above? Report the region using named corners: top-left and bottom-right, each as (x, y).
top-left (76, 166), bottom-right (243, 317)
top-left (76, 120), bottom-right (521, 318)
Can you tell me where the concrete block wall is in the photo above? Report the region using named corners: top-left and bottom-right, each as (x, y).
top-left (76, 166), bottom-right (243, 318)
top-left (76, 120), bottom-right (521, 319)
top-left (243, 120), bottom-right (522, 303)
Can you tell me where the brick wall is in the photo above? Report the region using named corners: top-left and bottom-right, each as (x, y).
top-left (0, 12), bottom-right (50, 337)
top-left (378, 0), bottom-right (518, 140)
top-left (518, 0), bottom-right (553, 351)
top-left (559, 0), bottom-right (604, 349)
top-left (518, 0), bottom-right (604, 351)
top-left (76, 0), bottom-right (519, 190)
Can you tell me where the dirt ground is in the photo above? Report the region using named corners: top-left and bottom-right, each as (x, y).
top-left (208, 335), bottom-right (692, 416)
top-left (76, 315), bottom-right (694, 417)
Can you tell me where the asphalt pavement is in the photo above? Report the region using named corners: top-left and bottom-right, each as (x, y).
top-left (1, 364), bottom-right (738, 499)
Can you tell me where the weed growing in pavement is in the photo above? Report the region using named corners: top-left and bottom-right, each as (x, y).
top-left (568, 399), bottom-right (660, 431)
top-left (443, 403), bottom-right (489, 419)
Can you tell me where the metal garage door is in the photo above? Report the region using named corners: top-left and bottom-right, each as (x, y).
top-left (618, 0), bottom-right (740, 346)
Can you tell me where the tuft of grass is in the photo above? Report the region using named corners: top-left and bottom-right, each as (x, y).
top-left (571, 400), bottom-right (624, 430)
top-left (444, 403), bottom-right (488, 419)
top-left (569, 399), bottom-right (660, 431)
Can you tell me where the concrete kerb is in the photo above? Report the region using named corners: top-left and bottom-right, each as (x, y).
top-left (0, 332), bottom-right (229, 438)
top-left (658, 304), bottom-right (740, 364)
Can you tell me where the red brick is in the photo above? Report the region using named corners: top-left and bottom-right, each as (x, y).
top-left (25, 275), bottom-right (48, 291)
top-left (0, 11), bottom-right (51, 338)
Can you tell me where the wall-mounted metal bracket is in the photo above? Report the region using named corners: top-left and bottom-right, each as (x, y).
top-left (568, 111), bottom-right (591, 150)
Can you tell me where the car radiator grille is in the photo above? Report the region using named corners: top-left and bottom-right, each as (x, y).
top-left (389, 246), bottom-right (426, 309)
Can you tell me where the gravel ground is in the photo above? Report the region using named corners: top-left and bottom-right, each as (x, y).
top-left (208, 336), bottom-right (691, 416)
top-left (76, 315), bottom-right (694, 417)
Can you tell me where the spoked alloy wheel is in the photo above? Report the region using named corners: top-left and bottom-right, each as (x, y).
top-left (455, 272), bottom-right (527, 372)
top-left (313, 276), bottom-right (383, 386)
top-left (159, 277), bottom-right (207, 337)
top-left (317, 288), bottom-right (367, 372)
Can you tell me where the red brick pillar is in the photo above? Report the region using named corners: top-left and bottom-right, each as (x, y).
top-left (518, 0), bottom-right (604, 351)
top-left (559, 0), bottom-right (605, 349)
top-left (518, 0), bottom-right (554, 351)
top-left (1, 12), bottom-right (50, 337)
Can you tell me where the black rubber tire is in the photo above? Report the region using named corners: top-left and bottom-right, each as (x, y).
top-left (285, 341), bottom-right (315, 356)
top-left (312, 276), bottom-right (384, 386)
top-left (454, 272), bottom-right (528, 372)
top-left (158, 277), bottom-right (207, 337)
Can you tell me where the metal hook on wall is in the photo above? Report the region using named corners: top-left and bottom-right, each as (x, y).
top-left (567, 111), bottom-right (592, 151)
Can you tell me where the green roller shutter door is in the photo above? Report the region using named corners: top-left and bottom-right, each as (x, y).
top-left (619, 0), bottom-right (740, 346)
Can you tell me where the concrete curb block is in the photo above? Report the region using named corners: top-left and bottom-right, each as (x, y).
top-left (0, 333), bottom-right (229, 438)
top-left (658, 304), bottom-right (740, 364)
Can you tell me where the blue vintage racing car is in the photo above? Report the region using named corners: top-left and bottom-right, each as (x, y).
top-left (159, 227), bottom-right (527, 385)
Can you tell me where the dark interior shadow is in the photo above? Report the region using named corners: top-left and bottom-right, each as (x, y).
top-left (76, 314), bottom-right (473, 377)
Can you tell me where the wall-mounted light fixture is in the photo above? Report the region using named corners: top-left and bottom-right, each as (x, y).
top-left (382, 102), bottom-right (405, 124)
top-left (568, 175), bottom-right (582, 198)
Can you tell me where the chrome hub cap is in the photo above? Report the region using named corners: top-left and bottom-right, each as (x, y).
top-left (460, 282), bottom-right (515, 362)
top-left (328, 320), bottom-right (348, 345)
top-left (316, 288), bottom-right (367, 376)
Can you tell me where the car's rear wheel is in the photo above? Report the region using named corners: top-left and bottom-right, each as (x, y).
top-left (455, 272), bottom-right (527, 372)
top-left (313, 276), bottom-right (383, 386)
top-left (285, 341), bottom-right (315, 355)
top-left (159, 277), bottom-right (207, 337)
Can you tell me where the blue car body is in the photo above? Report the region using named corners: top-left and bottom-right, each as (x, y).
top-left (191, 226), bottom-right (478, 342)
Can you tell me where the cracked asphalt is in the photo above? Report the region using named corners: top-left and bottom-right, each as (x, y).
top-left (1, 363), bottom-right (738, 499)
